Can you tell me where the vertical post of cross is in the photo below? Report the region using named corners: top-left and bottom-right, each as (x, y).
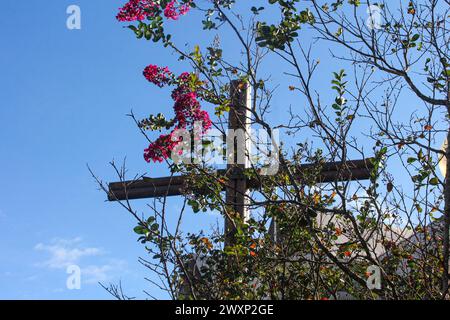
top-left (225, 80), bottom-right (251, 247)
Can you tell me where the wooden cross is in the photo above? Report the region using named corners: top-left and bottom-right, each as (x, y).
top-left (108, 80), bottom-right (374, 246)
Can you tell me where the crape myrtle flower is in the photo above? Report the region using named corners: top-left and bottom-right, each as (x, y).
top-left (142, 65), bottom-right (212, 163)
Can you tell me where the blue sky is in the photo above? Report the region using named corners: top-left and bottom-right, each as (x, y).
top-left (0, 0), bottom-right (440, 300)
top-left (0, 0), bottom-right (210, 299)
top-left (0, 0), bottom-right (263, 300)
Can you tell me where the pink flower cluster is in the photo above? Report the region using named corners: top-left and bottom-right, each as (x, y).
top-left (116, 0), bottom-right (158, 22)
top-left (144, 132), bottom-right (182, 163)
top-left (143, 66), bottom-right (212, 163)
top-left (174, 92), bottom-right (211, 129)
top-left (117, 0), bottom-right (192, 22)
top-left (143, 65), bottom-right (172, 87)
top-left (163, 0), bottom-right (191, 20)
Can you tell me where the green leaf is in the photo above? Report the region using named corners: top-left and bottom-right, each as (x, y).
top-left (332, 103), bottom-right (341, 110)
top-left (429, 177), bottom-right (439, 186)
top-left (134, 225), bottom-right (147, 235)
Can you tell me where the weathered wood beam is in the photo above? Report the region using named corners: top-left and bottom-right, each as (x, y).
top-left (225, 80), bottom-right (251, 246)
top-left (108, 158), bottom-right (374, 201)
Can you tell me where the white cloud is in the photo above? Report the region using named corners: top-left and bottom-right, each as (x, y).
top-left (34, 237), bottom-right (103, 269)
top-left (34, 237), bottom-right (127, 285)
top-left (82, 259), bottom-right (128, 284)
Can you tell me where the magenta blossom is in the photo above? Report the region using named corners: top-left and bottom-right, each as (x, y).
top-left (164, 1), bottom-right (192, 20)
top-left (143, 65), bottom-right (173, 87)
top-left (142, 65), bottom-right (212, 163)
top-left (117, 0), bottom-right (192, 22)
top-left (116, 0), bottom-right (158, 22)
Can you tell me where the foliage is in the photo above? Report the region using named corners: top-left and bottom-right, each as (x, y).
top-left (102, 0), bottom-right (450, 300)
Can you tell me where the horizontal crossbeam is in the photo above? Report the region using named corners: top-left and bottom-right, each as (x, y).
top-left (108, 159), bottom-right (374, 201)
